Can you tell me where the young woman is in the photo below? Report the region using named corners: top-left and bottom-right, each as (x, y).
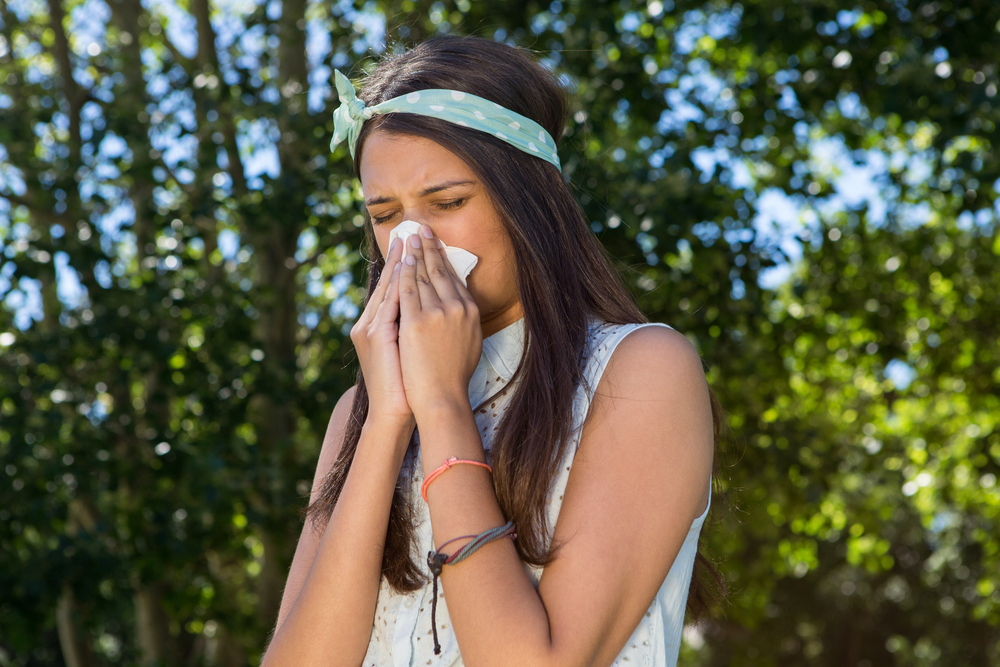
top-left (263, 35), bottom-right (720, 667)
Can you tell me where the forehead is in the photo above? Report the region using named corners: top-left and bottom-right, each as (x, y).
top-left (359, 132), bottom-right (477, 196)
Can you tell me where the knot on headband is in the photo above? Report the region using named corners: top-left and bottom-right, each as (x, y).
top-left (331, 71), bottom-right (374, 153)
top-left (330, 70), bottom-right (561, 171)
top-left (347, 97), bottom-right (371, 122)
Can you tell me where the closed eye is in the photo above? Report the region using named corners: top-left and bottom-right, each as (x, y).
top-left (370, 197), bottom-right (467, 224)
top-left (371, 210), bottom-right (398, 225)
top-left (436, 198), bottom-right (466, 211)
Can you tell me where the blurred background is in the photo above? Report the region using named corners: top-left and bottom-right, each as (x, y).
top-left (1, 0), bottom-right (998, 665)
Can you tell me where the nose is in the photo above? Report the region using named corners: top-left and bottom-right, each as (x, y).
top-left (381, 218), bottom-right (434, 257)
top-left (401, 216), bottom-right (438, 238)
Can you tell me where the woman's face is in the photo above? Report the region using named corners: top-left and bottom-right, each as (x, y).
top-left (358, 131), bottom-right (523, 337)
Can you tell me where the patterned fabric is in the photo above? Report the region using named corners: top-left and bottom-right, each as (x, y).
top-left (363, 317), bottom-right (711, 667)
top-left (330, 71), bottom-right (562, 172)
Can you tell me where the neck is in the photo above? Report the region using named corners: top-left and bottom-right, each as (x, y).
top-left (480, 301), bottom-right (524, 338)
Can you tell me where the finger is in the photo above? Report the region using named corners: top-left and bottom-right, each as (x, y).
top-left (418, 225), bottom-right (461, 301)
top-left (407, 231), bottom-right (443, 308)
top-left (373, 262), bottom-right (402, 326)
top-left (398, 239), bottom-right (422, 320)
top-left (436, 239), bottom-right (476, 304)
top-left (367, 237), bottom-right (404, 308)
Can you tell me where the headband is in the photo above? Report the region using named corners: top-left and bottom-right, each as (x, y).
top-left (330, 70), bottom-right (562, 172)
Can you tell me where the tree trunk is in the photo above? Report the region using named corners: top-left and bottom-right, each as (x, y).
top-left (56, 586), bottom-right (93, 667)
top-left (256, 529), bottom-right (285, 630)
top-left (205, 623), bottom-right (246, 667)
top-left (247, 234), bottom-right (298, 629)
top-left (57, 500), bottom-right (99, 667)
top-left (135, 584), bottom-right (175, 666)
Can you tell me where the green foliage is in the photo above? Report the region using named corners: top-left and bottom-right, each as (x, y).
top-left (1, 0), bottom-right (998, 665)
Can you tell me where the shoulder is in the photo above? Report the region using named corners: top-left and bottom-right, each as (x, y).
top-left (328, 384), bottom-right (359, 428)
top-left (582, 323), bottom-right (713, 502)
top-left (312, 385), bottom-right (359, 496)
top-left (586, 321), bottom-right (707, 400)
top-left (603, 324), bottom-right (705, 390)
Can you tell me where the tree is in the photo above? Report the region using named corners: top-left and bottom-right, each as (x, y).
top-left (1, 0), bottom-right (997, 665)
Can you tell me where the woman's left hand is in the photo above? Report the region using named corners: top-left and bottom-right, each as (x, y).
top-left (397, 224), bottom-right (483, 422)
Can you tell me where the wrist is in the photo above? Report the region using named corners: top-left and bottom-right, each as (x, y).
top-left (412, 394), bottom-right (473, 426)
top-left (361, 413), bottom-right (416, 449)
top-left (414, 401), bottom-right (484, 471)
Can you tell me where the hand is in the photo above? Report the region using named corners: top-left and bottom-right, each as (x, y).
top-left (349, 237), bottom-right (413, 429)
top-left (397, 225), bottom-right (483, 422)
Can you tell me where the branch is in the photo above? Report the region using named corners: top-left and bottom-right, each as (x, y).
top-left (1, 192), bottom-right (72, 227)
top-left (191, 0), bottom-right (249, 198)
top-left (296, 233), bottom-right (350, 268)
top-left (153, 153), bottom-right (197, 198)
top-left (159, 30), bottom-right (194, 72)
top-left (278, 0), bottom-right (308, 87)
top-left (46, 0), bottom-right (85, 153)
top-left (275, 0), bottom-right (308, 174)
top-left (191, 0), bottom-right (218, 73)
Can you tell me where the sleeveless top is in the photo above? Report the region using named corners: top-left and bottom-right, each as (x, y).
top-left (363, 318), bottom-right (711, 667)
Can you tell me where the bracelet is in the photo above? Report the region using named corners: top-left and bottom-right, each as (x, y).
top-left (426, 520), bottom-right (517, 655)
top-left (420, 456), bottom-right (492, 503)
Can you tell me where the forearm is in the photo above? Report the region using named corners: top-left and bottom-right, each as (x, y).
top-left (263, 418), bottom-right (412, 667)
top-left (419, 403), bottom-right (557, 667)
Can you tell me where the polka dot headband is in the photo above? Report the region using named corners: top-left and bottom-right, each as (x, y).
top-left (331, 70), bottom-right (562, 172)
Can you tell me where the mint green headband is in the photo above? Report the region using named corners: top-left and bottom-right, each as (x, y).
top-left (330, 70), bottom-right (562, 172)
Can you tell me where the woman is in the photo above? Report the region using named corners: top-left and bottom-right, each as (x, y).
top-left (264, 35), bottom-right (720, 667)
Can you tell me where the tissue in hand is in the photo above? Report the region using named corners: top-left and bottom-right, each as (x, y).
top-left (388, 220), bottom-right (479, 287)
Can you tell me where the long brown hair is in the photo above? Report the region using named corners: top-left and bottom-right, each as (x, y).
top-left (308, 35), bottom-right (725, 618)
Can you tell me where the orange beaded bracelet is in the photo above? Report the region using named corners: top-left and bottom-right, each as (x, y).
top-left (420, 456), bottom-right (492, 502)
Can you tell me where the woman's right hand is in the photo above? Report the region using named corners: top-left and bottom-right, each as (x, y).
top-left (350, 238), bottom-right (413, 429)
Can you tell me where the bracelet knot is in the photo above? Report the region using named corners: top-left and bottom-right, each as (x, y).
top-left (426, 520), bottom-right (517, 655)
top-left (427, 551), bottom-right (448, 577)
top-left (420, 456), bottom-right (493, 503)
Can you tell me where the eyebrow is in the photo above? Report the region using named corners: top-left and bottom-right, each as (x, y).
top-left (364, 180), bottom-right (475, 207)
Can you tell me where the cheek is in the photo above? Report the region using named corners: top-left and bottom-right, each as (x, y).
top-left (373, 228), bottom-right (391, 258)
top-left (451, 210), bottom-right (507, 259)
top-left (467, 238), bottom-right (517, 296)
top-left (475, 224), bottom-right (514, 282)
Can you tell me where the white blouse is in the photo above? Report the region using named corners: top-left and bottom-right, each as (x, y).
top-left (362, 318), bottom-right (711, 667)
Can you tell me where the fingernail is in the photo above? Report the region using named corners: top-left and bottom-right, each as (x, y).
top-left (405, 254), bottom-right (416, 265)
top-left (409, 234), bottom-right (421, 249)
top-left (420, 225), bottom-right (434, 239)
top-left (436, 239), bottom-right (444, 249)
top-left (393, 262), bottom-right (401, 273)
top-left (389, 237), bottom-right (399, 253)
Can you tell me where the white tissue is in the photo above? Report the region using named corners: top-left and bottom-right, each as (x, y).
top-left (388, 219), bottom-right (479, 287)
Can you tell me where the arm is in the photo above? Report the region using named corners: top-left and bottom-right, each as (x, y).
top-left (272, 384), bottom-right (353, 632)
top-left (419, 327), bottom-right (713, 667)
top-left (263, 388), bottom-right (413, 667)
top-left (400, 229), bottom-right (714, 667)
top-left (264, 236), bottom-right (414, 666)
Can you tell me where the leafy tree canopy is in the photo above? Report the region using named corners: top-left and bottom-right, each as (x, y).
top-left (1, 0), bottom-right (997, 665)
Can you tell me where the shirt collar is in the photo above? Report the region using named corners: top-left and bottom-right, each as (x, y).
top-left (482, 317), bottom-right (525, 383)
top-left (467, 317), bottom-right (525, 410)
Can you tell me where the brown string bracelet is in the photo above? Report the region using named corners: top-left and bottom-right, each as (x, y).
top-left (426, 520), bottom-right (517, 655)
